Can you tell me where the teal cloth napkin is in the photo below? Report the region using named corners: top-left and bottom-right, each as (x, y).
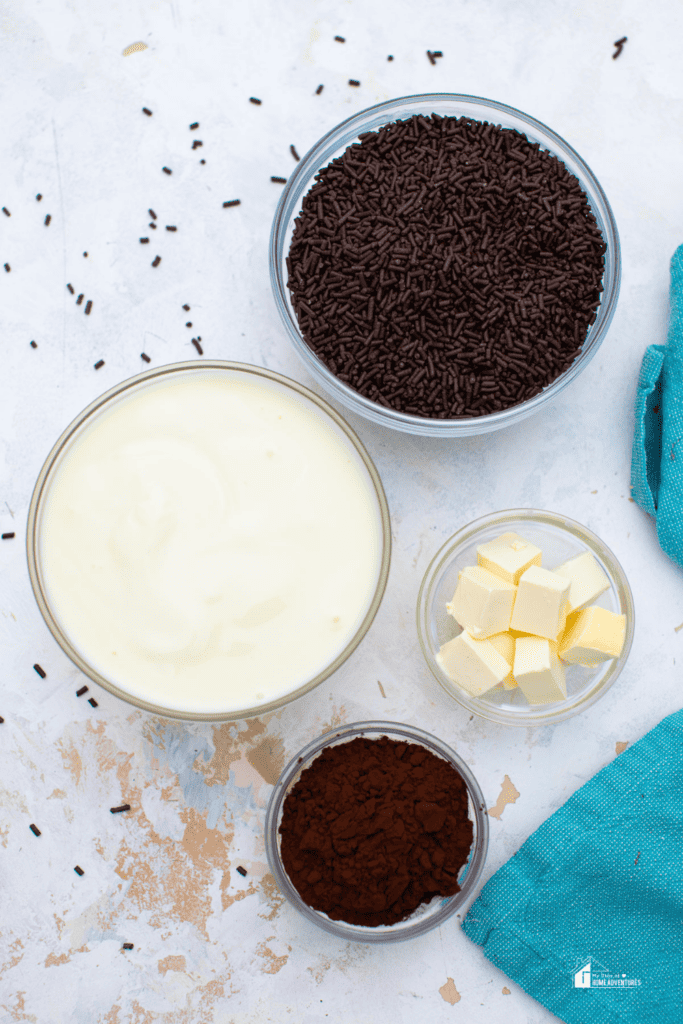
top-left (461, 708), bottom-right (683, 1023)
top-left (631, 244), bottom-right (683, 567)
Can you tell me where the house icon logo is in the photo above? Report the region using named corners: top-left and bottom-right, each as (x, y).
top-left (574, 962), bottom-right (592, 988)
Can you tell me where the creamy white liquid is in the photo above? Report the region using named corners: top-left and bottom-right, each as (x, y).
top-left (39, 370), bottom-right (385, 714)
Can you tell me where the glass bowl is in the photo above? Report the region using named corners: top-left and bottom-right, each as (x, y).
top-left (417, 509), bottom-right (634, 726)
top-left (264, 720), bottom-right (488, 943)
top-left (269, 92), bottom-right (620, 437)
top-left (26, 361), bottom-right (391, 722)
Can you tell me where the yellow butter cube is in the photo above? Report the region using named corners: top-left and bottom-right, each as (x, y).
top-left (477, 531), bottom-right (542, 585)
top-left (513, 636), bottom-right (567, 705)
top-left (487, 632), bottom-right (516, 689)
top-left (446, 565), bottom-right (517, 639)
top-left (552, 551), bottom-right (610, 614)
top-left (436, 630), bottom-right (512, 697)
top-left (509, 565), bottom-right (570, 640)
top-left (558, 605), bottom-right (626, 666)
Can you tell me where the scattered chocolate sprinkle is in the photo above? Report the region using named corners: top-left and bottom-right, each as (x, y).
top-left (76, 294), bottom-right (84, 305)
top-left (142, 107), bottom-right (152, 116)
top-left (191, 338), bottom-right (203, 355)
top-left (88, 697), bottom-right (98, 707)
top-left (149, 209), bottom-right (157, 220)
top-left (83, 252), bottom-right (88, 257)
top-left (334, 35), bottom-right (345, 42)
top-left (236, 865), bottom-right (247, 876)
top-left (185, 321), bottom-right (192, 327)
top-left (223, 199), bottom-right (240, 208)
top-left (348, 79), bottom-right (360, 86)
top-left (290, 144), bottom-right (300, 162)
top-left (249, 97), bottom-right (262, 105)
top-left (426, 50), bottom-right (443, 65)
top-left (165, 225), bottom-right (177, 231)
top-left (0, 716), bottom-right (4, 723)
top-left (44, 214), bottom-right (51, 226)
top-left (182, 303), bottom-right (190, 310)
top-left (2, 207), bottom-right (9, 216)
top-left (190, 122), bottom-right (199, 130)
top-left (85, 300), bottom-right (92, 315)
top-left (192, 140), bottom-right (203, 149)
top-left (76, 685), bottom-right (88, 696)
top-left (74, 865), bottom-right (84, 876)
top-left (162, 166), bottom-right (172, 175)
top-left (67, 283), bottom-right (74, 294)
top-left (110, 804), bottom-right (132, 814)
top-left (433, 50), bottom-right (443, 58)
top-left (271, 176), bottom-right (287, 184)
top-left (141, 353), bottom-right (151, 363)
top-left (315, 84), bottom-right (324, 95)
top-left (4, 264), bottom-right (10, 272)
top-left (2, 532), bottom-right (15, 539)
top-left (36, 194), bottom-right (42, 201)
top-left (30, 824), bottom-right (41, 836)
top-left (613, 36), bottom-right (627, 59)
top-left (122, 943), bottom-right (134, 950)
top-left (200, 159), bottom-right (206, 165)
top-left (94, 359), bottom-right (104, 369)
top-left (33, 664), bottom-right (46, 678)
top-left (140, 237), bottom-right (149, 243)
top-left (149, 222), bottom-right (157, 229)
top-left (151, 255), bottom-right (161, 267)
top-left (286, 112), bottom-right (606, 418)
top-left (387, 55), bottom-right (394, 61)
top-left (30, 341), bottom-right (37, 348)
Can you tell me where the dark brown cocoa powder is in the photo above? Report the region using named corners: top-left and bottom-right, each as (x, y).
top-left (279, 735), bottom-right (474, 926)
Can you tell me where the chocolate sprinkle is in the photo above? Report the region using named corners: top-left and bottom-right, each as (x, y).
top-left (142, 107), bottom-right (152, 116)
top-left (94, 359), bottom-right (104, 369)
top-left (67, 283), bottom-right (75, 294)
top-left (236, 865), bottom-right (248, 876)
top-left (186, 321), bottom-right (192, 327)
top-left (149, 209), bottom-right (157, 219)
top-left (348, 79), bottom-right (360, 86)
top-left (286, 112), bottom-right (606, 418)
top-left (192, 140), bottom-right (203, 149)
top-left (315, 84), bottom-right (324, 95)
top-left (387, 55), bottom-right (394, 61)
top-left (249, 97), bottom-right (262, 105)
top-left (74, 865), bottom-right (84, 875)
top-left (141, 353), bottom-right (151, 363)
top-left (88, 697), bottom-right (98, 707)
top-left (140, 237), bottom-right (149, 243)
top-left (110, 804), bottom-right (132, 814)
top-left (334, 35), bottom-right (345, 42)
top-left (200, 159), bottom-right (206, 165)
top-left (85, 300), bottom-right (92, 315)
top-left (613, 36), bottom-right (627, 59)
top-left (271, 176), bottom-right (287, 184)
top-left (165, 225), bottom-right (177, 231)
top-left (30, 824), bottom-right (41, 836)
top-left (30, 341), bottom-right (37, 348)
top-left (122, 943), bottom-right (134, 950)
top-left (44, 214), bottom-right (51, 226)
top-left (76, 294), bottom-right (84, 305)
top-left (0, 716), bottom-right (4, 723)
top-left (2, 207), bottom-right (9, 216)
top-left (192, 338), bottom-right (203, 355)
top-left (223, 199), bottom-right (241, 208)
top-left (4, 264), bottom-right (10, 272)
top-left (151, 255), bottom-right (161, 267)
top-left (189, 122), bottom-right (199, 130)
top-left (182, 303), bottom-right (190, 310)
top-left (76, 685), bottom-right (89, 696)
top-left (2, 532), bottom-right (15, 539)
top-left (290, 144), bottom-right (300, 162)
top-left (33, 664), bottom-right (46, 678)
top-left (162, 167), bottom-right (172, 175)
top-left (149, 222), bottom-right (157, 229)
top-left (36, 194), bottom-right (42, 201)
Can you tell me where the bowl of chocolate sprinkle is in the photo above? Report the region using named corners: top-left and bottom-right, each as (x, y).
top-left (270, 93), bottom-right (620, 436)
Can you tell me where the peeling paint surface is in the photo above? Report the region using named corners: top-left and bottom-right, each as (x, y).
top-left (1, 0), bottom-right (680, 1022)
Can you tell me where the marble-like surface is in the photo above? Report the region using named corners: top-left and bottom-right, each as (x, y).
top-left (2, 0), bottom-right (683, 1021)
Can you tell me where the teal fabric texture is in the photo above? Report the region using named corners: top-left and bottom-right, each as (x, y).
top-left (631, 245), bottom-right (683, 567)
top-left (461, 708), bottom-right (683, 1023)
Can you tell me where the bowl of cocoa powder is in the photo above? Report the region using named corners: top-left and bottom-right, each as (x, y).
top-left (264, 721), bottom-right (488, 942)
top-left (270, 93), bottom-right (620, 436)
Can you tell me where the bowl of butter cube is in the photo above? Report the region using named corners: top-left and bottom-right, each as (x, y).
top-left (417, 509), bottom-right (635, 725)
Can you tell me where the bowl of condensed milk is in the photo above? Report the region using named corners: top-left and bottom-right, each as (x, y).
top-left (27, 362), bottom-right (390, 720)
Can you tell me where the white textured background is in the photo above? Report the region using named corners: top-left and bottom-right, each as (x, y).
top-left (1, 0), bottom-right (683, 1021)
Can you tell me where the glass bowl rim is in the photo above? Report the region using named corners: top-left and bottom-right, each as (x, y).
top-left (269, 91), bottom-right (621, 437)
top-left (264, 718), bottom-right (489, 943)
top-left (416, 507), bottom-right (635, 726)
top-left (26, 360), bottom-right (392, 722)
